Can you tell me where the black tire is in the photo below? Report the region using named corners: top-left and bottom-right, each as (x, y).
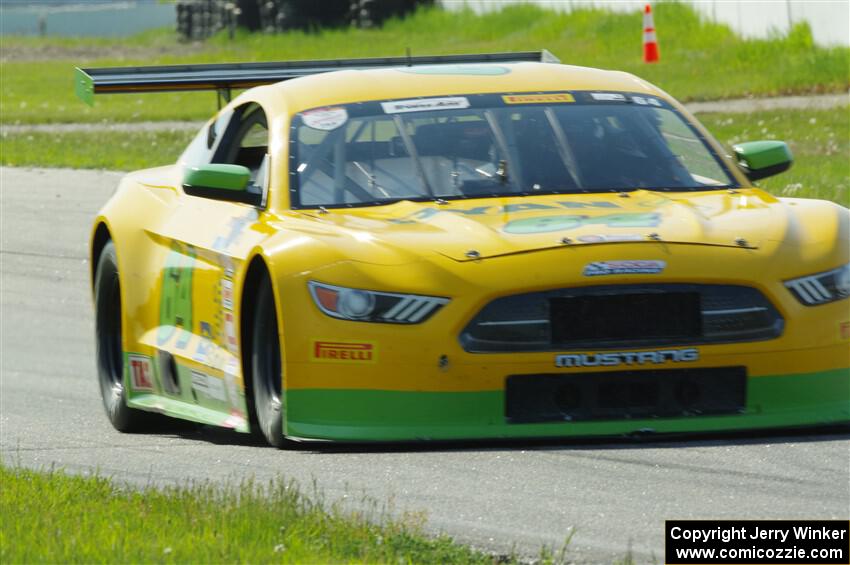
top-left (95, 241), bottom-right (151, 432)
top-left (251, 277), bottom-right (286, 447)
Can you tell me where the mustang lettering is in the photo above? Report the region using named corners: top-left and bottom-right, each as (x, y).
top-left (555, 349), bottom-right (700, 368)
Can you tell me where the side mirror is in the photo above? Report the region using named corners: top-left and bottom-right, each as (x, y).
top-left (733, 141), bottom-right (793, 182)
top-left (182, 164), bottom-right (257, 204)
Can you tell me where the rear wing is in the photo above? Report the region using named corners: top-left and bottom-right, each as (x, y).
top-left (74, 50), bottom-right (560, 106)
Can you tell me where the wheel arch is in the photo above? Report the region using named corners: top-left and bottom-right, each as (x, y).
top-left (239, 251), bottom-right (275, 431)
top-left (90, 221), bottom-right (113, 293)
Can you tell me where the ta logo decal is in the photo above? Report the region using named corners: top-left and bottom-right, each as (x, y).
top-left (127, 354), bottom-right (155, 391)
top-left (503, 213), bottom-right (661, 234)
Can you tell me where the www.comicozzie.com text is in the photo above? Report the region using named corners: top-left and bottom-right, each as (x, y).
top-left (669, 525), bottom-right (847, 544)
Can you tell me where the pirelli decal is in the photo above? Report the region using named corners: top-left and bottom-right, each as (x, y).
top-left (312, 340), bottom-right (377, 364)
top-left (502, 93), bottom-right (574, 104)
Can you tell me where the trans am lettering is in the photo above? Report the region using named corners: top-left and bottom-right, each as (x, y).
top-left (555, 348), bottom-right (699, 368)
top-left (503, 213), bottom-right (660, 234)
top-left (391, 201), bottom-right (621, 223)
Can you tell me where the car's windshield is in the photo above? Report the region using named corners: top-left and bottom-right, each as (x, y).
top-left (291, 91), bottom-right (735, 208)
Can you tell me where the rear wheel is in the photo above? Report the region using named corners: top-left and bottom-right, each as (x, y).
top-left (95, 241), bottom-right (151, 431)
top-left (251, 277), bottom-right (286, 447)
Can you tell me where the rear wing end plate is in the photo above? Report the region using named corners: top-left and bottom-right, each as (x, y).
top-left (74, 50), bottom-right (560, 106)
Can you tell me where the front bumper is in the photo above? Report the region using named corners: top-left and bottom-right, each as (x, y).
top-left (283, 346), bottom-right (849, 441)
top-left (286, 368), bottom-right (849, 441)
top-left (278, 248), bottom-right (850, 442)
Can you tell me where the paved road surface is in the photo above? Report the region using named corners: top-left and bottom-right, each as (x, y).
top-left (1, 167), bottom-right (848, 563)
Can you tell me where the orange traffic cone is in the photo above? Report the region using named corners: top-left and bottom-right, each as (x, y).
top-left (643, 3), bottom-right (660, 63)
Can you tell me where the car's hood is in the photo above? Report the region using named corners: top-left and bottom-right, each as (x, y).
top-left (289, 189), bottom-right (795, 263)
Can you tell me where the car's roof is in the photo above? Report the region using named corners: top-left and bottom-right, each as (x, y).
top-left (249, 62), bottom-right (667, 116)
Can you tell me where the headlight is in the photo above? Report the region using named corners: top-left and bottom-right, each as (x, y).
top-left (308, 281), bottom-right (449, 323)
top-left (784, 263), bottom-right (850, 306)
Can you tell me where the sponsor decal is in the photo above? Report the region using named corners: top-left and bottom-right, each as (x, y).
top-left (502, 212), bottom-right (661, 234)
top-left (841, 321), bottom-right (850, 340)
top-left (212, 212), bottom-right (255, 252)
top-left (224, 356), bottom-right (239, 377)
top-left (223, 358), bottom-right (241, 408)
top-left (590, 92), bottom-right (627, 102)
top-left (631, 95), bottom-right (662, 107)
top-left (312, 340), bottom-right (377, 363)
top-left (381, 96), bottom-right (470, 114)
top-left (224, 312), bottom-right (238, 353)
top-left (577, 234), bottom-right (644, 243)
top-left (502, 93), bottom-right (575, 105)
top-left (191, 370), bottom-right (227, 402)
top-left (302, 106), bottom-right (348, 131)
top-left (193, 321), bottom-right (215, 362)
top-left (556, 348), bottom-right (699, 368)
top-left (583, 260), bottom-right (666, 276)
top-left (222, 409), bottom-right (246, 429)
top-left (390, 201), bottom-right (622, 224)
top-left (128, 354), bottom-right (155, 391)
top-left (221, 278), bottom-right (233, 311)
top-left (221, 255), bottom-right (235, 276)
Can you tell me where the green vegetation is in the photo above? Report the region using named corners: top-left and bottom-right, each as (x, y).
top-left (698, 107), bottom-right (850, 204)
top-left (1, 3), bottom-right (847, 125)
top-left (0, 128), bottom-right (194, 170)
top-left (2, 108), bottom-right (845, 206)
top-left (0, 463), bottom-right (498, 564)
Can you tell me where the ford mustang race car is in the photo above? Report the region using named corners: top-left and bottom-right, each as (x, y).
top-left (76, 51), bottom-right (849, 447)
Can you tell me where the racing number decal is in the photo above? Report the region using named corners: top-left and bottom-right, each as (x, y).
top-left (157, 243), bottom-right (195, 348)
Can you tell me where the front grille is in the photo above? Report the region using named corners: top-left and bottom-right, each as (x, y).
top-left (461, 284), bottom-right (783, 352)
top-left (505, 367), bottom-right (747, 423)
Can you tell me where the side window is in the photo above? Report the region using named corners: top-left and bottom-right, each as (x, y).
top-left (178, 109), bottom-right (233, 168)
top-left (213, 103), bottom-right (269, 194)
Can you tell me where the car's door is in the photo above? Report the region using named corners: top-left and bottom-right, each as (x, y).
top-left (145, 101), bottom-right (273, 423)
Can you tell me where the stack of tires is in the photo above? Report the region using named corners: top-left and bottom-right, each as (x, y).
top-left (176, 0), bottom-right (433, 40)
top-left (176, 0), bottom-right (232, 40)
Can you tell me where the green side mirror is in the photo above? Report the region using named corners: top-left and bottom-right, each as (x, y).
top-left (184, 164), bottom-right (250, 191)
top-left (183, 164), bottom-right (258, 204)
top-left (733, 140), bottom-right (793, 182)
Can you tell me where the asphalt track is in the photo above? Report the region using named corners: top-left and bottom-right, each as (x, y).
top-left (1, 166), bottom-right (848, 562)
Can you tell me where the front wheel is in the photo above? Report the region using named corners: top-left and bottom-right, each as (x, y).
top-left (94, 241), bottom-right (151, 432)
top-left (251, 277), bottom-right (286, 447)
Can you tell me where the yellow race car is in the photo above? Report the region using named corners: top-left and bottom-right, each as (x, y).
top-left (77, 51), bottom-right (849, 447)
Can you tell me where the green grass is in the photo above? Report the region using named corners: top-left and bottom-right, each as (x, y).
top-left (1, 3), bottom-right (847, 125)
top-left (698, 107), bottom-right (850, 204)
top-left (2, 107), bottom-right (846, 206)
top-left (0, 128), bottom-right (194, 170)
top-left (0, 463), bottom-right (502, 564)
